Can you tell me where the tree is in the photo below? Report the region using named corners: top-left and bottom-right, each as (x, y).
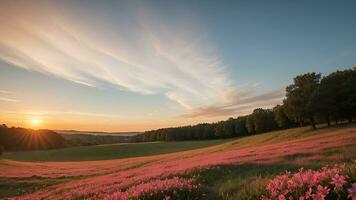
top-left (214, 121), bottom-right (225, 138)
top-left (202, 124), bottom-right (214, 139)
top-left (284, 72), bottom-right (321, 129)
top-left (319, 68), bottom-right (356, 124)
top-left (246, 115), bottom-right (255, 134)
top-left (318, 73), bottom-right (340, 125)
top-left (251, 108), bottom-right (277, 133)
top-left (273, 104), bottom-right (293, 128)
top-left (234, 116), bottom-right (248, 136)
top-left (222, 118), bottom-right (235, 138)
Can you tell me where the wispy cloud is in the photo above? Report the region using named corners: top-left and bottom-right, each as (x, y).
top-left (0, 97), bottom-right (18, 102)
top-left (0, 110), bottom-right (121, 118)
top-left (0, 90), bottom-right (13, 94)
top-left (0, 1), bottom-right (284, 118)
top-left (180, 88), bottom-right (285, 118)
top-left (0, 89), bottom-right (17, 102)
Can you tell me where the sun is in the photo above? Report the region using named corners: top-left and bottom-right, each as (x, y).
top-left (31, 118), bottom-right (42, 126)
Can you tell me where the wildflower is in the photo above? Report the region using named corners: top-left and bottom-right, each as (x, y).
top-left (331, 174), bottom-right (347, 189)
top-left (313, 185), bottom-right (329, 200)
top-left (305, 188), bottom-right (312, 199)
top-left (262, 164), bottom-right (352, 200)
top-left (278, 194), bottom-right (286, 200)
top-left (348, 183), bottom-right (356, 200)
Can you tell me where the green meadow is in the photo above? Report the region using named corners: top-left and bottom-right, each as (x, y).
top-left (3, 139), bottom-right (229, 162)
top-left (1, 123), bottom-right (355, 199)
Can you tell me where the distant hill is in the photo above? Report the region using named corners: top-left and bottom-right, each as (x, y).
top-left (55, 130), bottom-right (139, 136)
top-left (0, 124), bottom-right (65, 151)
top-left (56, 130), bottom-right (139, 146)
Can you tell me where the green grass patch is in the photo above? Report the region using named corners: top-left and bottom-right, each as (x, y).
top-left (3, 139), bottom-right (230, 162)
top-left (188, 163), bottom-right (301, 200)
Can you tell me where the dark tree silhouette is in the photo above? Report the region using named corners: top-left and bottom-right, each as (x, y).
top-left (284, 73), bottom-right (321, 129)
top-left (0, 124), bottom-right (65, 151)
top-left (273, 104), bottom-right (294, 128)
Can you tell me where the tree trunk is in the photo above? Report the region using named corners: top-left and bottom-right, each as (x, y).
top-left (335, 118), bottom-right (338, 125)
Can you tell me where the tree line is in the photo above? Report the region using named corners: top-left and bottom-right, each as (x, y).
top-left (0, 124), bottom-right (65, 152)
top-left (133, 67), bottom-right (356, 142)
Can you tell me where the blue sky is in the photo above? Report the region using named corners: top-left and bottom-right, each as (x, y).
top-left (0, 0), bottom-right (355, 131)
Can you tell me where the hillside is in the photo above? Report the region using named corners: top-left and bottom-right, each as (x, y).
top-left (0, 124), bottom-right (355, 199)
top-left (0, 125), bottom-right (65, 151)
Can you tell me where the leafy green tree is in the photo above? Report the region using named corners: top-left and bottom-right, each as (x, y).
top-left (234, 116), bottom-right (248, 136)
top-left (246, 115), bottom-right (255, 134)
top-left (318, 74), bottom-right (339, 125)
top-left (214, 121), bottom-right (225, 138)
top-left (203, 124), bottom-right (215, 139)
top-left (319, 68), bottom-right (356, 124)
top-left (222, 118), bottom-right (235, 138)
top-left (165, 129), bottom-right (176, 141)
top-left (284, 72), bottom-right (321, 129)
top-left (252, 108), bottom-right (277, 133)
top-left (273, 104), bottom-right (293, 128)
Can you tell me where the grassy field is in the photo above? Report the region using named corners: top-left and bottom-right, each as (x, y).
top-left (2, 139), bottom-right (230, 161)
top-left (189, 144), bottom-right (356, 200)
top-left (1, 123), bottom-right (355, 199)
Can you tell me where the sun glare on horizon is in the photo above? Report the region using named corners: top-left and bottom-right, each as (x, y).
top-left (31, 118), bottom-right (42, 126)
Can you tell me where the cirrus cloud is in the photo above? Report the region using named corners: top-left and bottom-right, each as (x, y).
top-left (0, 1), bottom-right (284, 118)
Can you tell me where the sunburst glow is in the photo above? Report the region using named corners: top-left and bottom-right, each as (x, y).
top-left (31, 118), bottom-right (42, 126)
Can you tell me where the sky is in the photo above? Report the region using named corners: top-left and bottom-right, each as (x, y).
top-left (1, 0), bottom-right (356, 132)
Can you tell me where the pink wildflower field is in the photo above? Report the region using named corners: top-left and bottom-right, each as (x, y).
top-left (1, 127), bottom-right (355, 199)
top-left (262, 164), bottom-right (356, 200)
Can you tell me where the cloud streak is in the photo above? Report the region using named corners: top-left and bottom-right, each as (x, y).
top-left (0, 97), bottom-right (18, 102)
top-left (181, 88), bottom-right (285, 118)
top-left (0, 1), bottom-right (284, 118)
top-left (0, 89), bottom-right (17, 102)
top-left (0, 110), bottom-right (121, 118)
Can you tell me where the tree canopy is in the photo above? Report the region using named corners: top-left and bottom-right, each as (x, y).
top-left (133, 67), bottom-right (355, 142)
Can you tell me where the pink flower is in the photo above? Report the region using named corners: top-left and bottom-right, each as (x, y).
top-left (278, 194), bottom-right (286, 200)
top-left (262, 164), bottom-right (353, 200)
top-left (348, 183), bottom-right (356, 200)
top-left (305, 188), bottom-right (312, 199)
top-left (313, 185), bottom-right (329, 200)
top-left (331, 174), bottom-right (347, 189)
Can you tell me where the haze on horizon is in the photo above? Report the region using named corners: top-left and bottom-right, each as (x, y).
top-left (1, 0), bottom-right (356, 132)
